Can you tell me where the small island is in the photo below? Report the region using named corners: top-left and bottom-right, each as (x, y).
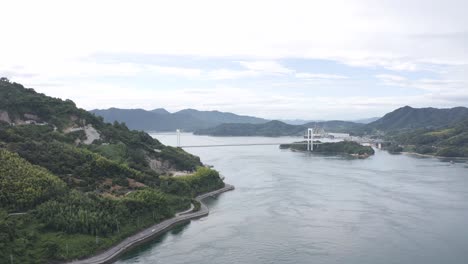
top-left (280, 141), bottom-right (375, 158)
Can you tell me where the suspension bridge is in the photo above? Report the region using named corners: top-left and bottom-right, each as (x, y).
top-left (162, 128), bottom-right (324, 150)
top-left (154, 127), bottom-right (384, 150)
top-left (179, 142), bottom-right (320, 148)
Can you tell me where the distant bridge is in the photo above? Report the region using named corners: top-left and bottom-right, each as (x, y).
top-left (173, 128), bottom-right (323, 150)
top-left (158, 128), bottom-right (382, 150)
top-left (180, 142), bottom-right (321, 148)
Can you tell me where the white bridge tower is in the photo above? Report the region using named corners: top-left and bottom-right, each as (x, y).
top-left (176, 129), bottom-right (181, 147)
top-left (307, 128), bottom-right (314, 151)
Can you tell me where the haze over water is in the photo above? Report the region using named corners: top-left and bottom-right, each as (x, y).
top-left (117, 134), bottom-right (468, 264)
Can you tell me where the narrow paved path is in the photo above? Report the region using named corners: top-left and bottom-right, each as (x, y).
top-left (7, 212), bottom-right (28, 216)
top-left (67, 184), bottom-right (234, 264)
top-left (175, 203), bottom-right (194, 216)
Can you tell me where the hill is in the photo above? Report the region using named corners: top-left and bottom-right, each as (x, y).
top-left (353, 117), bottom-right (380, 124)
top-left (194, 120), bottom-right (305, 137)
top-left (195, 120), bottom-right (363, 137)
top-left (365, 106), bottom-right (468, 132)
top-left (151, 108), bottom-right (171, 115)
top-left (175, 108), bottom-right (267, 125)
top-left (304, 120), bottom-right (364, 133)
top-left (192, 105), bottom-right (468, 141)
top-left (90, 108), bottom-right (211, 132)
top-left (0, 149), bottom-right (67, 212)
top-left (383, 119), bottom-right (468, 157)
top-left (90, 108), bottom-right (268, 132)
top-left (0, 78), bottom-right (225, 262)
top-left (280, 119), bottom-right (315, 125)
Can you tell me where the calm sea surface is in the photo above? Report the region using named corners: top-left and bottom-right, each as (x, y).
top-left (117, 134), bottom-right (468, 264)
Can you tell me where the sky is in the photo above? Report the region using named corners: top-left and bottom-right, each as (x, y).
top-left (1, 0), bottom-right (467, 120)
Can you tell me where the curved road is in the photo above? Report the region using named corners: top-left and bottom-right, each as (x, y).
top-left (68, 184), bottom-right (235, 264)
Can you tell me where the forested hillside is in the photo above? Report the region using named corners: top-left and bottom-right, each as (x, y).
top-left (364, 106), bottom-right (468, 133)
top-left (195, 120), bottom-right (363, 137)
top-left (383, 119), bottom-right (468, 157)
top-left (195, 120), bottom-right (305, 136)
top-left (0, 78), bottom-right (225, 263)
top-left (0, 149), bottom-right (66, 212)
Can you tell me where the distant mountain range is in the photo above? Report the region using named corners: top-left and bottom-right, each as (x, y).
top-left (90, 108), bottom-right (267, 132)
top-left (194, 120), bottom-right (306, 137)
top-left (194, 106), bottom-right (468, 137)
top-left (304, 120), bottom-right (365, 132)
top-left (281, 117), bottom-right (380, 125)
top-left (363, 106), bottom-right (468, 133)
top-left (353, 117), bottom-right (380, 124)
top-left (91, 106), bottom-right (468, 137)
top-left (194, 120), bottom-right (364, 137)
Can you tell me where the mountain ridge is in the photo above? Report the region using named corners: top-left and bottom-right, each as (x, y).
top-left (365, 105), bottom-right (468, 132)
top-left (194, 120), bottom-right (363, 137)
top-left (194, 106), bottom-right (468, 137)
top-left (90, 108), bottom-right (268, 132)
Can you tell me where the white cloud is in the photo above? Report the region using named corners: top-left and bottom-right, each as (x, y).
top-left (295, 73), bottom-right (348, 80)
top-left (376, 74), bottom-right (467, 93)
top-left (0, 59), bottom-right (293, 82)
top-left (1, 0), bottom-right (468, 118)
top-left (204, 69), bottom-right (258, 80)
top-left (1, 0), bottom-right (467, 66)
top-left (147, 65), bottom-right (202, 78)
top-left (0, 61), bottom-right (205, 85)
top-left (206, 62), bottom-right (349, 80)
top-left (343, 58), bottom-right (421, 72)
top-left (375, 74), bottom-right (407, 82)
top-left (238, 61), bottom-right (294, 75)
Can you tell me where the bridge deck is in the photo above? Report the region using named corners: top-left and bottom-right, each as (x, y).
top-left (180, 142), bottom-right (321, 148)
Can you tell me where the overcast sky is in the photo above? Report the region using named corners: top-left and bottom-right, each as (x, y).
top-left (1, 0), bottom-right (467, 120)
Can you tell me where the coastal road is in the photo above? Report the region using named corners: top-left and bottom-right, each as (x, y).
top-left (67, 184), bottom-right (234, 264)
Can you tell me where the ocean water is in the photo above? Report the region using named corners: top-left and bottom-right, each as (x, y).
top-left (116, 134), bottom-right (468, 264)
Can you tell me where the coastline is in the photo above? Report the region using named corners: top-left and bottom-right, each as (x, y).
top-left (287, 148), bottom-right (373, 159)
top-left (67, 184), bottom-right (235, 264)
top-left (400, 151), bottom-right (468, 160)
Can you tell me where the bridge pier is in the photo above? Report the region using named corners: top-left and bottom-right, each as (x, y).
top-left (307, 128), bottom-right (314, 151)
top-left (173, 129), bottom-right (323, 149)
top-left (176, 129), bottom-right (181, 147)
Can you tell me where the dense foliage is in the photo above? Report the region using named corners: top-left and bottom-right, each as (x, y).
top-left (0, 149), bottom-right (66, 211)
top-left (280, 141), bottom-right (375, 157)
top-left (36, 189), bottom-right (187, 236)
top-left (314, 141), bottom-right (375, 156)
top-left (383, 120), bottom-right (468, 157)
top-left (0, 78), bottom-right (97, 130)
top-left (160, 167), bottom-right (225, 196)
